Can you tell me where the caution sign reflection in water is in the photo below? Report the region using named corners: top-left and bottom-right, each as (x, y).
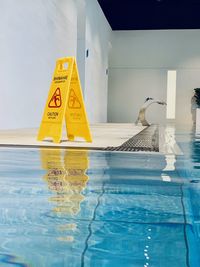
top-left (37, 57), bottom-right (92, 143)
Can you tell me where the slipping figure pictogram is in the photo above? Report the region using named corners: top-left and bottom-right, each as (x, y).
top-left (48, 88), bottom-right (62, 108)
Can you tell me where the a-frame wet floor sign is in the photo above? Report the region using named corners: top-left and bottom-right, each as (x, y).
top-left (37, 57), bottom-right (92, 143)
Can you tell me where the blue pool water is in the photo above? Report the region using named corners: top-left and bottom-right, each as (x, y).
top-left (0, 133), bottom-right (200, 266)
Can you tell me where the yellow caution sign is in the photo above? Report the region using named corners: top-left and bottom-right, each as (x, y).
top-left (37, 57), bottom-right (92, 143)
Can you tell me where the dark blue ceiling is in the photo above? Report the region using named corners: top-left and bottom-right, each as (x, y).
top-left (97, 0), bottom-right (200, 30)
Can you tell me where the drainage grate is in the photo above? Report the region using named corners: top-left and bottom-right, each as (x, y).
top-left (104, 125), bottom-right (159, 152)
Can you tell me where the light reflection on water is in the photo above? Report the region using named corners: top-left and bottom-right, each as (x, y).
top-left (0, 143), bottom-right (199, 266)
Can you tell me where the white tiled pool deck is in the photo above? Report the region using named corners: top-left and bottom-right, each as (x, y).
top-left (0, 123), bottom-right (182, 155)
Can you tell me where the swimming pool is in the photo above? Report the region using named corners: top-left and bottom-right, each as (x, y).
top-left (0, 135), bottom-right (199, 267)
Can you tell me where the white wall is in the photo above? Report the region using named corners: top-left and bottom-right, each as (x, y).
top-left (76, 0), bottom-right (86, 92)
top-left (0, 0), bottom-right (111, 129)
top-left (5, 4), bottom-right (199, 128)
top-left (85, 0), bottom-right (111, 123)
top-left (76, 0), bottom-right (112, 124)
top-left (0, 0), bottom-right (77, 129)
top-left (108, 30), bottom-right (200, 127)
top-left (108, 68), bottom-right (167, 124)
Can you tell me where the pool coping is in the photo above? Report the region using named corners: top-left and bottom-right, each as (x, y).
top-left (0, 124), bottom-right (183, 155)
top-left (0, 123), bottom-right (145, 149)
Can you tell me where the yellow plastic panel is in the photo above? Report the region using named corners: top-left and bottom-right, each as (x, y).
top-left (37, 57), bottom-right (92, 143)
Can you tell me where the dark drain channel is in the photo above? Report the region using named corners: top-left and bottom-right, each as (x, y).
top-left (105, 125), bottom-right (159, 152)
